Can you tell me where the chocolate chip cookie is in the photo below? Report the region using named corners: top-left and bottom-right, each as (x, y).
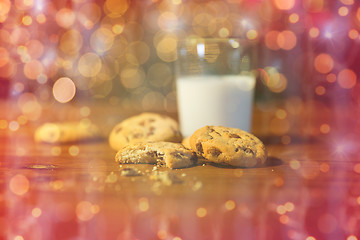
top-left (109, 112), bottom-right (182, 150)
top-left (115, 142), bottom-right (197, 169)
top-left (189, 126), bottom-right (267, 167)
top-left (34, 121), bottom-right (102, 144)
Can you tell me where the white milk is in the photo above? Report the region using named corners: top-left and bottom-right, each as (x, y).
top-left (176, 75), bottom-right (255, 137)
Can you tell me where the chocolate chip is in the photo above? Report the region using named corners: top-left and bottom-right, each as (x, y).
top-left (208, 147), bottom-right (222, 157)
top-left (147, 151), bottom-right (157, 158)
top-left (147, 126), bottom-right (155, 136)
top-left (229, 133), bottom-right (241, 138)
top-left (132, 133), bottom-right (142, 139)
top-left (244, 148), bottom-right (254, 155)
top-left (196, 142), bottom-right (203, 154)
top-left (114, 127), bottom-right (122, 134)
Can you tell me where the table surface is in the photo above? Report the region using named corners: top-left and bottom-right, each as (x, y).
top-left (1, 101), bottom-right (360, 240)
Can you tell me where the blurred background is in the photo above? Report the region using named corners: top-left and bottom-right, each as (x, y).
top-left (0, 0), bottom-right (360, 141)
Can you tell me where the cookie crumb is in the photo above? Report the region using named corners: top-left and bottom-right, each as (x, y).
top-left (105, 172), bottom-right (118, 183)
top-left (121, 168), bottom-right (142, 177)
top-left (150, 171), bottom-right (183, 186)
top-left (192, 181), bottom-right (203, 191)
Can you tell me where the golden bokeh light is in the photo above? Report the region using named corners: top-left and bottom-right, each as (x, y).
top-left (156, 34), bottom-right (178, 62)
top-left (36, 13), bottom-right (46, 24)
top-left (90, 27), bottom-right (115, 53)
top-left (303, 0), bottom-right (324, 12)
top-left (9, 174), bottom-right (30, 196)
top-left (274, 0), bottom-right (295, 10)
top-left (76, 201), bottom-right (95, 221)
top-left (337, 69), bottom-right (357, 89)
top-left (320, 123), bottom-right (330, 134)
top-left (315, 85), bottom-right (326, 95)
top-left (32, 208), bottom-right (42, 218)
top-left (289, 13), bottom-right (299, 23)
top-left (17, 92), bottom-right (42, 120)
top-left (69, 145), bottom-right (80, 156)
top-left (26, 40), bottom-right (44, 59)
top-left (23, 60), bottom-right (43, 80)
top-left (78, 3), bottom-right (101, 30)
top-left (326, 73), bottom-right (336, 83)
top-left (314, 53), bottom-right (334, 74)
top-left (126, 41), bottom-right (150, 65)
top-left (78, 52), bottom-right (102, 77)
top-left (309, 27), bottom-right (320, 38)
top-left (22, 15), bottom-right (32, 26)
top-left (104, 0), bottom-right (129, 18)
top-left (56, 8), bottom-right (76, 28)
top-left (265, 31), bottom-right (280, 50)
top-left (138, 197), bottom-right (150, 212)
top-left (246, 29), bottom-right (258, 40)
top-left (224, 200), bottom-right (236, 211)
top-left (53, 77), bottom-right (76, 103)
top-left (196, 207), bottom-right (207, 218)
top-left (120, 67), bottom-right (145, 89)
top-left (268, 72), bottom-right (288, 93)
top-left (348, 29), bottom-right (359, 39)
top-left (10, 27), bottom-right (31, 46)
top-left (338, 6), bottom-right (349, 16)
top-left (277, 30), bottom-right (297, 50)
top-left (59, 30), bottom-right (83, 55)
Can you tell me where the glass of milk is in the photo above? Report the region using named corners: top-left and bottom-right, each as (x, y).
top-left (175, 38), bottom-right (257, 137)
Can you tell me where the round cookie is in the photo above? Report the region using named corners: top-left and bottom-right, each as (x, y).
top-left (189, 126), bottom-right (267, 167)
top-left (109, 112), bottom-right (182, 150)
top-left (34, 121), bottom-right (102, 144)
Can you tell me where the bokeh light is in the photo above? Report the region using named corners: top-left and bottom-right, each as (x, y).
top-left (338, 69), bottom-right (357, 89)
top-left (56, 8), bottom-right (76, 28)
top-left (314, 54), bottom-right (334, 74)
top-left (9, 174), bottom-right (30, 196)
top-left (53, 77), bottom-right (76, 103)
top-left (274, 0), bottom-right (295, 10)
top-left (59, 30), bottom-right (83, 55)
top-left (78, 52), bottom-right (102, 77)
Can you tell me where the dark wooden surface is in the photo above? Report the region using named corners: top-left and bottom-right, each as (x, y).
top-left (1, 101), bottom-right (360, 240)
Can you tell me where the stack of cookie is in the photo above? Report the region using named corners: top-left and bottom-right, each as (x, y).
top-left (110, 112), bottom-right (267, 169)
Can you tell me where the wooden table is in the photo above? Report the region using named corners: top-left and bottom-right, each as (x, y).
top-left (1, 101), bottom-right (360, 240)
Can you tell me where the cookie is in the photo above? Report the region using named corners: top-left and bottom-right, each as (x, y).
top-left (109, 112), bottom-right (182, 150)
top-left (115, 142), bottom-right (197, 169)
top-left (181, 137), bottom-right (191, 149)
top-left (189, 126), bottom-right (267, 167)
top-left (34, 121), bottom-right (102, 144)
